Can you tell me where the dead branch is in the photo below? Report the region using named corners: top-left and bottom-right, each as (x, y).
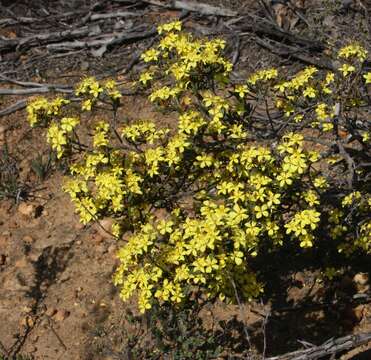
top-left (230, 15), bottom-right (324, 52)
top-left (0, 25), bottom-right (101, 53)
top-left (0, 17), bottom-right (37, 27)
top-left (253, 36), bottom-right (334, 70)
top-left (0, 75), bottom-right (70, 89)
top-left (143, 0), bottom-right (237, 17)
top-left (0, 99), bottom-right (27, 117)
top-left (46, 27), bottom-right (156, 57)
top-left (0, 87), bottom-right (73, 95)
top-left (89, 11), bottom-right (143, 21)
top-left (266, 332), bottom-right (371, 360)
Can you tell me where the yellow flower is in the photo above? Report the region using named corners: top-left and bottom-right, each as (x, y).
top-left (157, 220), bottom-right (174, 235)
top-left (61, 117), bottom-right (79, 132)
top-left (47, 123), bottom-right (67, 158)
top-left (157, 20), bottom-right (182, 35)
top-left (141, 48), bottom-right (160, 63)
top-left (363, 72), bottom-right (371, 84)
top-left (139, 71), bottom-right (154, 85)
top-left (338, 44), bottom-right (368, 62)
top-left (234, 84), bottom-right (248, 98)
top-left (303, 86), bottom-right (316, 98)
top-left (82, 99), bottom-right (93, 111)
top-left (339, 64), bottom-right (356, 76)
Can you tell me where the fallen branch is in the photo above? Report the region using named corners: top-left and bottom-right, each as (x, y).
top-left (266, 332), bottom-right (371, 360)
top-left (46, 27), bottom-right (157, 57)
top-left (143, 0), bottom-right (237, 17)
top-left (231, 15), bottom-right (324, 52)
top-left (0, 99), bottom-right (27, 117)
top-left (0, 87), bottom-right (72, 95)
top-left (0, 25), bottom-right (101, 53)
top-left (0, 76), bottom-right (70, 89)
top-left (253, 36), bottom-right (334, 70)
top-left (89, 11), bottom-right (143, 21)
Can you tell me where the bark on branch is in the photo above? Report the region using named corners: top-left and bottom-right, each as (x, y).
top-left (267, 332), bottom-right (371, 360)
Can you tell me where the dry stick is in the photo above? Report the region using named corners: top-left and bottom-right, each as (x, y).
top-left (0, 99), bottom-right (27, 117)
top-left (46, 27), bottom-right (156, 52)
top-left (286, 1), bottom-right (311, 28)
top-left (231, 14), bottom-right (324, 51)
top-left (0, 17), bottom-right (37, 26)
top-left (266, 332), bottom-right (371, 360)
top-left (0, 75), bottom-right (71, 88)
top-left (89, 11), bottom-right (143, 20)
top-left (229, 277), bottom-right (252, 349)
top-left (258, 0), bottom-right (276, 23)
top-left (0, 10), bottom-right (88, 27)
top-left (262, 309), bottom-right (270, 360)
top-left (253, 36), bottom-right (334, 71)
top-left (142, 0), bottom-right (237, 17)
top-left (0, 87), bottom-right (73, 95)
top-left (46, 316), bottom-right (67, 351)
top-left (0, 25), bottom-right (101, 53)
top-left (231, 35), bottom-right (241, 67)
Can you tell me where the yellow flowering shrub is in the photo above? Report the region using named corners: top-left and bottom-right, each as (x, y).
top-left (27, 21), bottom-right (370, 313)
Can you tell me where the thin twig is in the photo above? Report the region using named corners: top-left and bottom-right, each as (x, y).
top-left (262, 309), bottom-right (270, 359)
top-left (229, 277), bottom-right (252, 349)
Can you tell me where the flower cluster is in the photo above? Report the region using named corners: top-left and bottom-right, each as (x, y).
top-left (27, 97), bottom-right (70, 127)
top-left (26, 23), bottom-right (371, 314)
top-left (75, 77), bottom-right (121, 111)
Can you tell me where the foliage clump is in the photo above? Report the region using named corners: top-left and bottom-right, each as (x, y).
top-left (27, 21), bottom-right (370, 313)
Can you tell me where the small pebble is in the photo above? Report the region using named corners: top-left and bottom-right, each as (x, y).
top-left (18, 203), bottom-right (35, 217)
top-left (53, 309), bottom-right (70, 322)
top-left (45, 307), bottom-right (57, 317)
top-left (23, 235), bottom-right (35, 244)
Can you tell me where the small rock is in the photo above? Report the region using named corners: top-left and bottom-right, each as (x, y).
top-left (23, 235), bottom-right (35, 244)
top-left (53, 309), bottom-right (70, 322)
top-left (22, 306), bottom-right (33, 314)
top-left (45, 307), bottom-right (57, 317)
top-left (354, 273), bottom-right (369, 293)
top-left (353, 273), bottom-right (369, 286)
top-left (18, 203), bottom-right (35, 217)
